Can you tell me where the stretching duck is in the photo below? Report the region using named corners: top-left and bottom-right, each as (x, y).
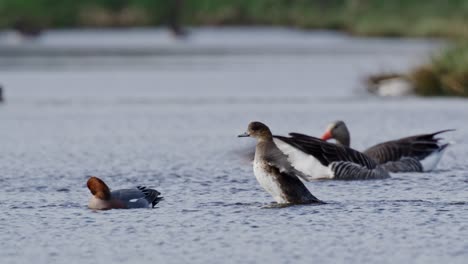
top-left (238, 122), bottom-right (324, 205)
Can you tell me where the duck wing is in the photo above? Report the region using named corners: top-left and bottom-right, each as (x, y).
top-left (111, 187), bottom-right (162, 208)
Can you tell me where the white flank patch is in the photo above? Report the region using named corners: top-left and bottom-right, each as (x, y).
top-left (88, 197), bottom-right (110, 210)
top-left (129, 199), bottom-right (138, 203)
top-left (253, 160), bottom-right (288, 204)
top-left (376, 78), bottom-right (413, 97)
top-left (273, 138), bottom-right (333, 180)
top-left (420, 147), bottom-right (448, 172)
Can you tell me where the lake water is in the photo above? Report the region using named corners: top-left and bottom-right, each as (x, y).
top-left (0, 28), bottom-right (467, 264)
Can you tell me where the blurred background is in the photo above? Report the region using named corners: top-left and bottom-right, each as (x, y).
top-left (0, 0), bottom-right (467, 96)
top-left (1, 1), bottom-right (468, 264)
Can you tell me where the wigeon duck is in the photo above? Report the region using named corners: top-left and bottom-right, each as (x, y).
top-left (87, 176), bottom-right (162, 210)
top-left (238, 122), bottom-right (323, 205)
top-left (320, 120), bottom-right (454, 172)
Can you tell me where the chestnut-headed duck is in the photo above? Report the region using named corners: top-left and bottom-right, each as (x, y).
top-left (86, 176), bottom-right (162, 210)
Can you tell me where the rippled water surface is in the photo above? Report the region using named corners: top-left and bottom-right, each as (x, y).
top-left (0, 28), bottom-right (467, 264)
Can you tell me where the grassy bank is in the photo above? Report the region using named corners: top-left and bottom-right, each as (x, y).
top-left (1, 0), bottom-right (468, 38)
top-left (409, 44), bottom-right (468, 97)
top-left (1, 0), bottom-right (467, 96)
top-left (367, 44), bottom-right (468, 97)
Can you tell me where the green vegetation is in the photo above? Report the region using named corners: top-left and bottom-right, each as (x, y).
top-left (410, 44), bottom-right (468, 97)
top-left (1, 0), bottom-right (467, 38)
top-left (0, 0), bottom-right (467, 96)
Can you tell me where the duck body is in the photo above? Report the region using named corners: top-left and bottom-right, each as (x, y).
top-left (88, 195), bottom-right (126, 210)
top-left (239, 122), bottom-right (323, 205)
top-left (87, 177), bottom-right (162, 210)
top-left (253, 140), bottom-right (321, 204)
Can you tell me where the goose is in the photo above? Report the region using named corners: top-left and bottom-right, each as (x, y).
top-left (87, 176), bottom-right (162, 210)
top-left (320, 120), bottom-right (453, 172)
top-left (238, 122), bottom-right (390, 204)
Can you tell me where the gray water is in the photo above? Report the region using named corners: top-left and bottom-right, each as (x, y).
top-left (0, 28), bottom-right (467, 264)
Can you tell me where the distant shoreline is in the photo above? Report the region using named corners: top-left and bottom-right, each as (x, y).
top-left (0, 1), bottom-right (466, 38)
top-left (1, 0), bottom-right (467, 97)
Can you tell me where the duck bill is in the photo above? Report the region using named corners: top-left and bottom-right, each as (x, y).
top-left (320, 130), bottom-right (332, 141)
top-left (237, 132), bottom-right (250, 137)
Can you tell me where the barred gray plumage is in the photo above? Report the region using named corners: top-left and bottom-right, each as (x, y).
top-left (379, 157), bottom-right (423, 172)
top-left (330, 162), bottom-right (390, 180)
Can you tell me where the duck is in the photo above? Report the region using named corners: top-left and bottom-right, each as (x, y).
top-left (238, 122), bottom-right (323, 205)
top-left (86, 176), bottom-right (162, 210)
top-left (320, 120), bottom-right (453, 172)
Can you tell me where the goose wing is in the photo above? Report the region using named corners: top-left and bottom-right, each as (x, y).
top-left (364, 129), bottom-right (454, 164)
top-left (285, 133), bottom-right (377, 169)
top-left (272, 133), bottom-right (387, 180)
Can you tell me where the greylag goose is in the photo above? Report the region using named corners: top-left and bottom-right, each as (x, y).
top-left (238, 122), bottom-right (389, 204)
top-left (87, 176), bottom-right (162, 210)
top-left (320, 121), bottom-right (453, 172)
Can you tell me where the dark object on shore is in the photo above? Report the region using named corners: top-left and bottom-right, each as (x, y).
top-left (168, 0), bottom-right (188, 38)
top-left (0, 85), bottom-right (3, 103)
top-left (13, 18), bottom-right (43, 38)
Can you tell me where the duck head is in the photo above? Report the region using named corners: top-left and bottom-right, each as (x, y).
top-left (87, 176), bottom-right (111, 200)
top-left (238, 121), bottom-right (273, 141)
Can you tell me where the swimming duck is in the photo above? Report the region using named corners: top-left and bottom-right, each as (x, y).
top-left (86, 176), bottom-right (162, 210)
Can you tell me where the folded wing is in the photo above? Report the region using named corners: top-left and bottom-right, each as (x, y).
top-left (111, 187), bottom-right (162, 208)
top-left (363, 129), bottom-right (453, 172)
